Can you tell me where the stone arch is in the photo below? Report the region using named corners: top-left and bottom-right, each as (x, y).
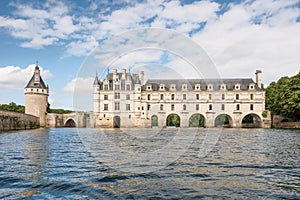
top-left (151, 115), bottom-right (158, 127)
top-left (113, 116), bottom-right (121, 128)
top-left (189, 113), bottom-right (205, 127)
top-left (65, 118), bottom-right (76, 127)
top-left (241, 113), bottom-right (262, 128)
top-left (214, 114), bottom-right (233, 128)
top-left (166, 113), bottom-right (180, 127)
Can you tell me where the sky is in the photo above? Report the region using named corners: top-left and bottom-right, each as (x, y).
top-left (0, 0), bottom-right (299, 111)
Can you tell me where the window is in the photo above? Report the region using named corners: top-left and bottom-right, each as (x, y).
top-left (160, 94), bottom-right (164, 100)
top-left (235, 84), bottom-right (240, 90)
top-left (236, 104), bottom-right (240, 110)
top-left (104, 104), bottom-right (108, 111)
top-left (142, 106), bottom-right (144, 110)
top-left (221, 104), bottom-right (225, 111)
top-left (126, 104), bottom-right (130, 111)
top-left (250, 104), bottom-right (254, 110)
top-left (138, 107), bottom-right (140, 110)
top-left (171, 104), bottom-right (175, 111)
top-left (250, 94), bottom-right (254, 100)
top-left (115, 84), bottom-right (120, 90)
top-left (104, 94), bottom-right (108, 100)
top-left (126, 84), bottom-right (130, 90)
top-left (183, 94), bottom-right (186, 100)
top-left (147, 105), bottom-right (151, 110)
top-left (209, 94), bottom-right (212, 100)
top-left (222, 94), bottom-right (225, 100)
top-left (196, 104), bottom-right (199, 111)
top-left (196, 94), bottom-right (199, 100)
top-left (183, 104), bottom-right (186, 111)
top-left (129, 114), bottom-right (131, 119)
top-left (104, 85), bottom-right (108, 90)
top-left (171, 94), bottom-right (175, 100)
top-left (148, 94), bottom-right (151, 100)
top-left (126, 94), bottom-right (130, 100)
top-left (115, 102), bottom-right (120, 110)
top-left (160, 104), bottom-right (163, 111)
top-left (236, 94), bottom-right (239, 100)
top-left (115, 92), bottom-right (120, 99)
top-left (182, 84), bottom-right (187, 90)
top-left (209, 104), bottom-right (212, 111)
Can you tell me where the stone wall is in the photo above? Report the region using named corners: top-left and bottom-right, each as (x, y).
top-left (273, 115), bottom-right (300, 129)
top-left (0, 110), bottom-right (40, 131)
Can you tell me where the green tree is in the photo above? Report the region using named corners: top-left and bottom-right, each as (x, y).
top-left (0, 102), bottom-right (25, 113)
top-left (189, 114), bottom-right (205, 127)
top-left (265, 71), bottom-right (300, 121)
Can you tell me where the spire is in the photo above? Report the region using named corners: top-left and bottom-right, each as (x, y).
top-left (93, 72), bottom-right (99, 85)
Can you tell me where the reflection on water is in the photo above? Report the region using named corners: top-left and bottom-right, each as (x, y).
top-left (0, 128), bottom-right (299, 199)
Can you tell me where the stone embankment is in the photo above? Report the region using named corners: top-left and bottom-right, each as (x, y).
top-left (0, 110), bottom-right (39, 131)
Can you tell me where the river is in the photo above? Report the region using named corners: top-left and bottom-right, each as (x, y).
top-left (0, 128), bottom-right (299, 199)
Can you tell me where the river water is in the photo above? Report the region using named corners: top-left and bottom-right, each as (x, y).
top-left (0, 128), bottom-right (299, 199)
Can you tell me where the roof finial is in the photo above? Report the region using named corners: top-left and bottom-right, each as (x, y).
top-left (36, 60), bottom-right (38, 66)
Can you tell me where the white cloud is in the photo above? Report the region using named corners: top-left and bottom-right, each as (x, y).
top-left (63, 77), bottom-right (94, 93)
top-left (0, 64), bottom-right (52, 90)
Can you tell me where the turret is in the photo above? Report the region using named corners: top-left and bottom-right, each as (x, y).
top-left (24, 64), bottom-right (49, 127)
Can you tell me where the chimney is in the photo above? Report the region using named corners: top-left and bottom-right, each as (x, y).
top-left (113, 69), bottom-right (117, 75)
top-left (140, 70), bottom-right (144, 85)
top-left (255, 70), bottom-right (262, 88)
top-left (122, 68), bottom-right (126, 79)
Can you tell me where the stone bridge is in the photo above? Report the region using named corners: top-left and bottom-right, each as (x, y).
top-left (46, 112), bottom-right (90, 128)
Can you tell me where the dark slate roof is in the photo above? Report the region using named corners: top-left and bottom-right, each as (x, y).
top-left (25, 74), bottom-right (47, 89)
top-left (143, 78), bottom-right (262, 91)
top-left (95, 72), bottom-right (141, 90)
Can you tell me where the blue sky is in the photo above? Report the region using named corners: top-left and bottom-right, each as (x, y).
top-left (0, 0), bottom-right (299, 111)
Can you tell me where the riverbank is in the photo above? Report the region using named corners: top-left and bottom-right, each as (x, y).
top-left (0, 110), bottom-right (39, 131)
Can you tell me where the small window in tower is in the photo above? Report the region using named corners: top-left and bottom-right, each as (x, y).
top-left (183, 94), bottom-right (186, 100)
top-left (209, 104), bottom-right (213, 111)
top-left (104, 94), bottom-right (108, 100)
top-left (236, 104), bottom-right (240, 110)
top-left (221, 104), bottom-right (225, 111)
top-left (222, 94), bottom-right (225, 100)
top-left (250, 94), bottom-right (254, 100)
top-left (160, 94), bottom-right (164, 100)
top-left (250, 104), bottom-right (254, 110)
top-left (236, 94), bottom-right (239, 100)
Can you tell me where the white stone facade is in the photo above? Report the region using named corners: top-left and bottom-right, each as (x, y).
top-left (93, 69), bottom-right (271, 128)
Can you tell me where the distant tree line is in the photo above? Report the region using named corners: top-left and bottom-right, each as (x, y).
top-left (0, 102), bottom-right (72, 114)
top-left (265, 71), bottom-right (300, 121)
top-left (0, 102), bottom-right (25, 113)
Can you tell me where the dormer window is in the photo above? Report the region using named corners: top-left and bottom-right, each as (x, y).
top-left (220, 84), bottom-right (226, 90)
top-left (170, 84), bottom-right (176, 91)
top-left (159, 84), bottom-right (165, 90)
top-left (234, 84), bottom-right (240, 90)
top-left (249, 83), bottom-right (255, 90)
top-left (146, 84), bottom-right (152, 91)
top-left (194, 84), bottom-right (201, 91)
top-left (182, 84), bottom-right (187, 91)
top-left (207, 84), bottom-right (213, 91)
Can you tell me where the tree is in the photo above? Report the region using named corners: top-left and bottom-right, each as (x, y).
top-left (0, 102), bottom-right (25, 113)
top-left (265, 71), bottom-right (300, 121)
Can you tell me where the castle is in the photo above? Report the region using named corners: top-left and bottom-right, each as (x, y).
top-left (24, 65), bottom-right (270, 128)
top-left (93, 69), bottom-right (270, 128)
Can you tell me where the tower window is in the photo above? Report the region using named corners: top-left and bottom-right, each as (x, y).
top-left (222, 94), bottom-right (225, 100)
top-left (221, 104), bottom-right (225, 111)
top-left (148, 94), bottom-right (151, 100)
top-left (104, 94), bottom-right (108, 100)
top-left (126, 104), bottom-right (130, 111)
top-left (126, 94), bottom-right (130, 100)
top-left (196, 104), bottom-right (199, 111)
top-left (250, 94), bottom-right (254, 100)
top-left (160, 94), bottom-right (164, 100)
top-left (115, 92), bottom-right (120, 99)
top-left (209, 104), bottom-right (212, 111)
top-left (196, 94), bottom-right (199, 100)
top-left (209, 94), bottom-right (212, 100)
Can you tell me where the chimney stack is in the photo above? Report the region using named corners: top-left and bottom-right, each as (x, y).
top-left (255, 70), bottom-right (262, 88)
top-left (140, 71), bottom-right (144, 85)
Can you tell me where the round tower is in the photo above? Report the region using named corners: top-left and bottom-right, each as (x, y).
top-left (24, 65), bottom-right (49, 127)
